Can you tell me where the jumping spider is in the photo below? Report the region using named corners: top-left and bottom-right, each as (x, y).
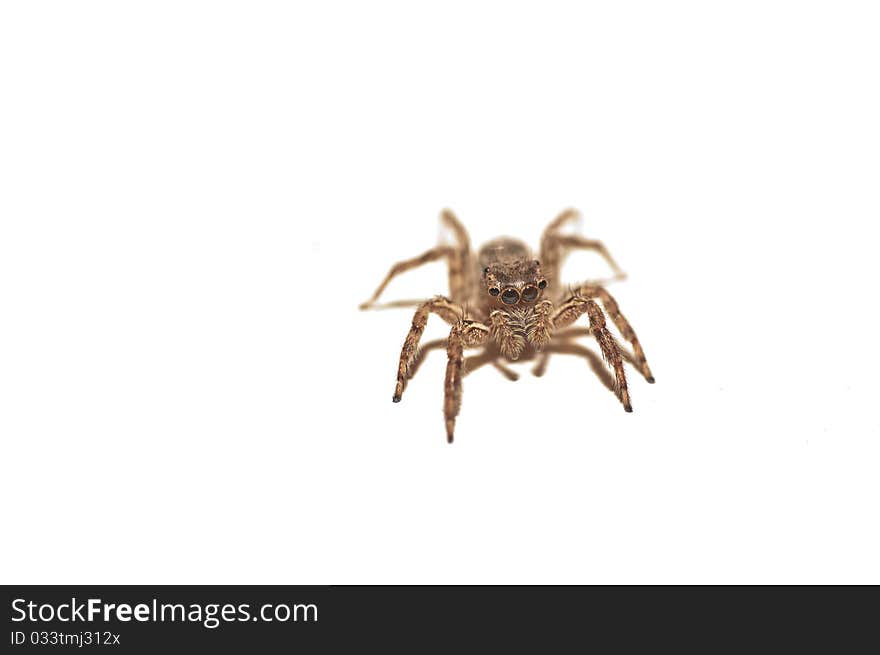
top-left (360, 209), bottom-right (654, 443)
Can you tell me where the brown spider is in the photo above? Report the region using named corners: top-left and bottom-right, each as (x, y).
top-left (360, 209), bottom-right (655, 443)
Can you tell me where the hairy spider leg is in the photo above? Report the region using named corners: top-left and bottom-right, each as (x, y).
top-left (393, 297), bottom-right (462, 403)
top-left (444, 319), bottom-right (490, 443)
top-left (553, 295), bottom-right (631, 412)
top-left (464, 350), bottom-right (520, 381)
top-left (532, 342), bottom-right (616, 393)
top-left (574, 285), bottom-right (654, 383)
top-left (439, 209), bottom-right (475, 303)
top-left (534, 327), bottom-right (642, 374)
top-left (360, 209), bottom-right (474, 310)
top-left (359, 246), bottom-right (455, 310)
top-left (539, 208), bottom-right (625, 293)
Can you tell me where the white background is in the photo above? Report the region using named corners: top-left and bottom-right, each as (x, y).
top-left (2, 2), bottom-right (878, 584)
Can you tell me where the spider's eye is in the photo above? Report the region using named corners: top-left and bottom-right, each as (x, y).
top-left (522, 285), bottom-right (539, 301)
top-left (488, 287), bottom-right (500, 296)
top-left (501, 288), bottom-right (520, 305)
top-left (537, 279), bottom-right (547, 289)
top-left (483, 267), bottom-right (490, 275)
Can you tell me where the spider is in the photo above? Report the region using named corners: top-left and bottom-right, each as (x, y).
top-left (359, 209), bottom-right (654, 443)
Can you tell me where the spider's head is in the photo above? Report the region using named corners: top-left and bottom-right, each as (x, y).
top-left (482, 259), bottom-right (548, 307)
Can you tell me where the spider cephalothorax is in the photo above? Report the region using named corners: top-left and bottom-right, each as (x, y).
top-left (481, 245), bottom-right (547, 307)
top-left (360, 209), bottom-right (654, 443)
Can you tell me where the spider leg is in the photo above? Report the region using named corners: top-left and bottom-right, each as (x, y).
top-left (546, 326), bottom-right (640, 368)
top-left (551, 235), bottom-right (625, 279)
top-left (444, 319), bottom-right (490, 443)
top-left (491, 361), bottom-right (520, 381)
top-left (553, 295), bottom-right (632, 411)
top-left (405, 337), bottom-right (518, 394)
top-left (533, 342), bottom-right (616, 393)
top-left (393, 297), bottom-right (463, 402)
top-left (555, 326), bottom-right (592, 339)
top-left (358, 298), bottom-right (432, 310)
top-left (440, 209), bottom-right (475, 302)
top-left (538, 208), bottom-right (625, 290)
top-left (360, 209), bottom-right (475, 310)
top-left (541, 207), bottom-right (580, 239)
top-left (464, 350), bottom-right (520, 381)
top-left (531, 352), bottom-right (550, 377)
top-left (538, 208), bottom-right (578, 289)
top-left (405, 338), bottom-right (447, 384)
top-left (359, 246), bottom-right (455, 310)
top-left (571, 285), bottom-right (654, 383)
